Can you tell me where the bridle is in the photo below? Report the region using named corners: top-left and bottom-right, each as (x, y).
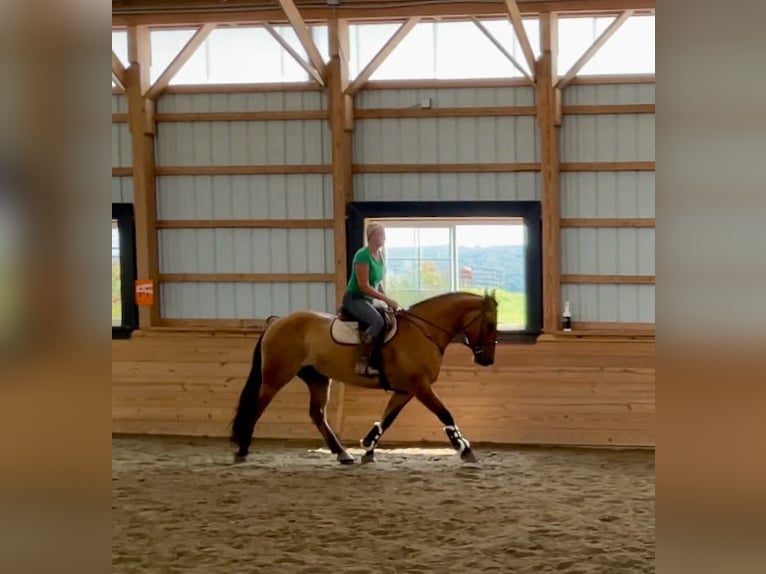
top-left (397, 298), bottom-right (495, 356)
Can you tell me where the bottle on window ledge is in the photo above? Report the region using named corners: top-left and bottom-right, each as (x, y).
top-left (562, 300), bottom-right (572, 331)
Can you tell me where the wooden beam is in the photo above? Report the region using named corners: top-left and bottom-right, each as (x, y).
top-left (127, 25), bottom-right (161, 327)
top-left (353, 163), bottom-right (541, 173)
top-left (537, 13), bottom-right (561, 334)
top-left (561, 218), bottom-right (655, 228)
top-left (154, 110), bottom-right (327, 122)
top-left (160, 273), bottom-right (334, 283)
top-left (112, 113), bottom-right (129, 123)
top-left (156, 219), bottom-right (334, 229)
top-left (263, 23), bottom-right (325, 87)
top-left (563, 104), bottom-right (655, 114)
top-left (276, 0), bottom-right (327, 78)
top-left (165, 82), bottom-right (323, 94)
top-left (328, 18), bottom-right (354, 309)
top-left (561, 274), bottom-right (655, 285)
top-left (114, 1), bottom-right (656, 26)
top-left (569, 74), bottom-right (654, 85)
top-left (346, 18), bottom-right (420, 96)
top-left (365, 78), bottom-right (534, 90)
top-left (557, 10), bottom-right (634, 89)
top-left (155, 165), bottom-right (332, 176)
top-left (145, 24), bottom-right (216, 100)
top-left (112, 167), bottom-right (132, 177)
top-left (112, 51), bottom-right (127, 90)
top-left (560, 162), bottom-right (655, 171)
top-left (470, 17), bottom-right (532, 82)
top-left (503, 0), bottom-right (537, 76)
top-left (355, 106), bottom-right (536, 119)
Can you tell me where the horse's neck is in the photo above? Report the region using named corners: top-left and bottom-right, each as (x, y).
top-left (413, 295), bottom-right (479, 335)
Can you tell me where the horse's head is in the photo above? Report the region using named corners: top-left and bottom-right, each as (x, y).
top-left (462, 290), bottom-right (499, 367)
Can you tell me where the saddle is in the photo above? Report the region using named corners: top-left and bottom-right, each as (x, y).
top-left (330, 306), bottom-right (398, 346)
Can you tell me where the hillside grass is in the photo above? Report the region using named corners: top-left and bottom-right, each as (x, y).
top-left (388, 287), bottom-right (526, 330)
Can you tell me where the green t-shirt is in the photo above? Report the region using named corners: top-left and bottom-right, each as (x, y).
top-left (346, 247), bottom-right (385, 299)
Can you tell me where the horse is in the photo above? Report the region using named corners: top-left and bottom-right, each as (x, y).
top-left (229, 290), bottom-right (499, 465)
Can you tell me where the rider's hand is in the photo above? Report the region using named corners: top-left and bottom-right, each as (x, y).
top-left (387, 298), bottom-right (400, 310)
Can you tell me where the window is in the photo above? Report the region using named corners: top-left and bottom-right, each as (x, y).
top-left (349, 19), bottom-right (540, 80)
top-left (558, 15), bottom-right (655, 75)
top-left (156, 25), bottom-right (330, 85)
top-left (112, 29), bottom-right (128, 87)
top-left (346, 202), bottom-right (542, 338)
top-left (113, 204), bottom-right (138, 338)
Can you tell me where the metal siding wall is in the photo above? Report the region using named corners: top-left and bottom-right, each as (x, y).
top-left (355, 117), bottom-right (538, 164)
top-left (562, 84), bottom-right (655, 105)
top-left (158, 229), bottom-right (333, 274)
top-left (112, 94), bottom-right (128, 113)
top-left (562, 229), bottom-right (654, 275)
top-left (354, 172), bottom-right (540, 201)
top-left (112, 124), bottom-right (132, 168)
top-left (160, 283), bottom-right (335, 319)
top-left (157, 120), bottom-right (329, 166)
top-left (155, 92), bottom-right (334, 320)
top-left (157, 92), bottom-right (326, 113)
top-left (560, 84), bottom-right (655, 325)
top-left (156, 175), bottom-right (331, 219)
top-left (112, 177), bottom-right (134, 203)
top-left (561, 172), bottom-right (654, 217)
top-left (355, 87), bottom-right (536, 108)
top-left (562, 285), bottom-right (655, 322)
top-left (560, 114), bottom-right (654, 162)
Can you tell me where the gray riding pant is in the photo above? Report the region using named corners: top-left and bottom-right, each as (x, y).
top-left (342, 292), bottom-right (385, 339)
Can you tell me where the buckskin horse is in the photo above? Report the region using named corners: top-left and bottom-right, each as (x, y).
top-left (230, 290), bottom-right (499, 464)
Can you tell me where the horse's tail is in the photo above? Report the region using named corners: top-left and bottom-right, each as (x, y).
top-left (229, 328), bottom-right (268, 452)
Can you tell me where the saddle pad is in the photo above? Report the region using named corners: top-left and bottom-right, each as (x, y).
top-left (330, 318), bottom-right (398, 346)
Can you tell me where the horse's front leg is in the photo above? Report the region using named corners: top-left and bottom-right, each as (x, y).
top-left (412, 383), bottom-right (478, 463)
top-left (360, 392), bottom-right (413, 463)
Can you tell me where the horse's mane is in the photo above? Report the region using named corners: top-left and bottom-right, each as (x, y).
top-left (406, 291), bottom-right (485, 312)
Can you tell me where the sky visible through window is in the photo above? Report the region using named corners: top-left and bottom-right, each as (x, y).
top-left (374, 220), bottom-right (528, 330)
top-left (112, 15), bottom-right (653, 85)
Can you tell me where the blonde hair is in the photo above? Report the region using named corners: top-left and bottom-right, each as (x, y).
top-left (365, 222), bottom-right (384, 242)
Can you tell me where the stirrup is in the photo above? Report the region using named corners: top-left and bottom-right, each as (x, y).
top-left (355, 361), bottom-right (379, 377)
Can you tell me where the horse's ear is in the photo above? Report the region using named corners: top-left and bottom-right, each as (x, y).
top-left (491, 288), bottom-right (496, 299)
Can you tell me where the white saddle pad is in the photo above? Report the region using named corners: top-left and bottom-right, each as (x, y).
top-left (330, 319), bottom-right (398, 346)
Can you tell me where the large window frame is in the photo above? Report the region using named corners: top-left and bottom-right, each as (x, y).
top-left (346, 201), bottom-right (542, 342)
top-left (113, 203), bottom-right (138, 339)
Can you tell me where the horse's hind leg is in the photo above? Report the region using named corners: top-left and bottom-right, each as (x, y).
top-left (299, 367), bottom-right (354, 465)
top-left (360, 392), bottom-right (413, 464)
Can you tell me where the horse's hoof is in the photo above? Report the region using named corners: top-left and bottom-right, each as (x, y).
top-left (233, 453), bottom-right (248, 464)
top-left (460, 449), bottom-right (479, 463)
top-left (361, 452), bottom-right (376, 464)
top-left (337, 452), bottom-right (355, 465)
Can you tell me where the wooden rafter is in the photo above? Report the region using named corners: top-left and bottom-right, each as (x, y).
top-left (112, 51), bottom-right (127, 89)
top-left (263, 23), bottom-right (325, 86)
top-left (557, 10), bottom-right (634, 89)
top-left (470, 17), bottom-right (533, 82)
top-left (276, 0), bottom-right (327, 78)
top-left (503, 0), bottom-right (536, 77)
top-left (346, 17), bottom-right (420, 96)
top-left (145, 24), bottom-right (216, 100)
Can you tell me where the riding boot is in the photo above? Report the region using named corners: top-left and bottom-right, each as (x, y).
top-left (355, 335), bottom-right (379, 377)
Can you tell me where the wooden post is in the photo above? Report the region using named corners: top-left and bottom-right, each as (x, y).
top-left (328, 18), bottom-right (353, 310)
top-left (126, 26), bottom-right (161, 327)
top-left (537, 14), bottom-right (562, 333)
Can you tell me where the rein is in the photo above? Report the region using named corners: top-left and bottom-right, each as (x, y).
top-left (397, 304), bottom-right (486, 354)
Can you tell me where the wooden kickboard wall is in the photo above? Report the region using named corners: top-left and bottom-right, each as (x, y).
top-left (112, 332), bottom-right (654, 447)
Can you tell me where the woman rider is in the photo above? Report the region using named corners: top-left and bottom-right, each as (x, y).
top-left (343, 223), bottom-right (399, 376)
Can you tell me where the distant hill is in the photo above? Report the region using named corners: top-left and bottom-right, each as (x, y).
top-left (385, 244), bottom-right (526, 292)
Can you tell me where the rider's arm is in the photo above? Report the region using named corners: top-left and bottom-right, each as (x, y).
top-left (355, 263), bottom-right (395, 307)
